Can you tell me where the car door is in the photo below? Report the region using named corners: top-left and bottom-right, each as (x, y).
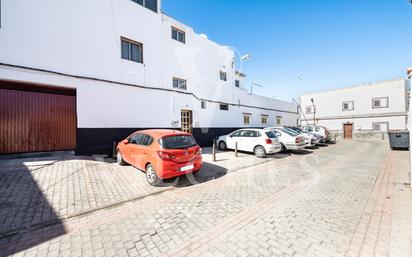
top-left (238, 130), bottom-right (258, 152)
top-left (226, 130), bottom-right (242, 149)
top-left (136, 134), bottom-right (154, 169)
top-left (124, 133), bottom-right (144, 167)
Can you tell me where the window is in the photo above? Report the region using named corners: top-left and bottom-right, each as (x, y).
top-left (128, 133), bottom-right (143, 144)
top-left (128, 133), bottom-right (153, 146)
top-left (265, 131), bottom-right (277, 139)
top-left (173, 78), bottom-right (187, 90)
top-left (230, 130), bottom-right (242, 137)
top-left (220, 71), bottom-right (227, 81)
top-left (238, 130), bottom-right (260, 137)
top-left (276, 116), bottom-right (282, 125)
top-left (201, 101), bottom-right (206, 109)
top-left (131, 0), bottom-right (158, 12)
top-left (342, 101), bottom-right (354, 111)
top-left (243, 114), bottom-right (250, 125)
top-left (235, 80), bottom-right (240, 88)
top-left (220, 104), bottom-right (229, 111)
top-left (159, 135), bottom-right (197, 149)
top-left (171, 27), bottom-right (185, 43)
top-left (261, 115), bottom-right (268, 125)
top-left (121, 37), bottom-right (143, 63)
top-left (140, 134), bottom-right (154, 146)
top-left (372, 122), bottom-right (389, 132)
top-left (372, 97), bottom-right (389, 109)
top-left (306, 106), bottom-right (315, 114)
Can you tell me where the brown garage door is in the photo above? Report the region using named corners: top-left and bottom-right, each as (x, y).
top-left (0, 81), bottom-right (76, 154)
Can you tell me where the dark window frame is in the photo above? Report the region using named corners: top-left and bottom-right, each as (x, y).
top-left (372, 97), bottom-right (389, 109)
top-left (121, 37), bottom-right (143, 64)
top-left (342, 101), bottom-right (354, 111)
top-left (220, 71), bottom-right (227, 81)
top-left (243, 114), bottom-right (251, 125)
top-left (172, 77), bottom-right (187, 90)
top-left (261, 115), bottom-right (268, 125)
top-left (276, 116), bottom-right (282, 125)
top-left (130, 0), bottom-right (158, 13)
top-left (372, 122), bottom-right (389, 132)
top-left (171, 27), bottom-right (186, 44)
top-left (201, 101), bottom-right (206, 109)
top-left (235, 80), bottom-right (240, 88)
top-left (220, 103), bottom-right (229, 111)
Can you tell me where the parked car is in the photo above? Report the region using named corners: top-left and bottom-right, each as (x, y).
top-left (265, 127), bottom-right (306, 152)
top-left (302, 125), bottom-right (332, 142)
top-left (116, 129), bottom-right (202, 186)
top-left (217, 129), bottom-right (282, 158)
top-left (285, 126), bottom-right (326, 145)
top-left (283, 127), bottom-right (315, 148)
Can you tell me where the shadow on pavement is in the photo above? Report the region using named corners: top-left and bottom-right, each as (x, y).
top-left (0, 158), bottom-right (66, 256)
top-left (291, 150), bottom-right (314, 155)
top-left (158, 162), bottom-right (227, 188)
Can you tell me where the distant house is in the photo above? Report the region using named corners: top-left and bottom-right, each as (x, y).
top-left (0, 0), bottom-right (298, 155)
top-left (300, 78), bottom-right (409, 139)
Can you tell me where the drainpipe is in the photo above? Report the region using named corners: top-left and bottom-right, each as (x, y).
top-left (407, 67), bottom-right (412, 188)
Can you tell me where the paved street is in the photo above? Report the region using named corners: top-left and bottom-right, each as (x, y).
top-left (0, 140), bottom-right (411, 257)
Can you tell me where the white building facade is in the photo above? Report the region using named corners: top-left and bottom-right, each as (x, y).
top-left (0, 0), bottom-right (298, 155)
top-left (300, 78), bottom-right (409, 139)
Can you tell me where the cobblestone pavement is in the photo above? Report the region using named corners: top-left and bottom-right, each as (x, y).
top-left (0, 140), bottom-right (409, 257)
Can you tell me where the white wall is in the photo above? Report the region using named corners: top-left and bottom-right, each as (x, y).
top-left (300, 78), bottom-right (407, 131)
top-left (0, 0), bottom-right (298, 129)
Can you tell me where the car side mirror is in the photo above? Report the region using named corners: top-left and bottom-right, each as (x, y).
top-left (123, 139), bottom-right (129, 145)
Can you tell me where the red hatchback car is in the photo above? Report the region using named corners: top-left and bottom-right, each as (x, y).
top-left (116, 129), bottom-right (203, 185)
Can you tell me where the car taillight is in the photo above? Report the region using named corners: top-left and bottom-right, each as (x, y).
top-left (157, 151), bottom-right (176, 160)
top-left (265, 138), bottom-right (272, 144)
top-left (196, 148), bottom-right (202, 155)
top-left (295, 137), bottom-right (302, 144)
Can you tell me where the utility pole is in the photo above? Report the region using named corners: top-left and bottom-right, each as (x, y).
top-left (311, 98), bottom-right (316, 125)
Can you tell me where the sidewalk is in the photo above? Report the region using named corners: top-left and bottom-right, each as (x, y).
top-left (0, 148), bottom-right (277, 238)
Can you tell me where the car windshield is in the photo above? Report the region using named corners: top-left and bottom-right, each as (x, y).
top-left (265, 131), bottom-right (277, 138)
top-left (282, 128), bottom-right (299, 136)
top-left (159, 135), bottom-right (197, 149)
top-left (293, 127), bottom-right (304, 133)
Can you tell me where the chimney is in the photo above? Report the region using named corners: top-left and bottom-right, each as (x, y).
top-left (408, 67), bottom-right (412, 79)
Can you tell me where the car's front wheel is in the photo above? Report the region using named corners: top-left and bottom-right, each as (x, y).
top-left (146, 164), bottom-right (161, 186)
top-left (254, 146), bottom-right (267, 158)
top-left (218, 141), bottom-right (227, 150)
top-left (117, 151), bottom-right (126, 165)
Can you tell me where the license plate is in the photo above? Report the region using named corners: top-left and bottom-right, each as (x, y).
top-left (180, 164), bottom-right (194, 172)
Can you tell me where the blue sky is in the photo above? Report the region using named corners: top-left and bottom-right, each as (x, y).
top-left (162, 0), bottom-right (412, 102)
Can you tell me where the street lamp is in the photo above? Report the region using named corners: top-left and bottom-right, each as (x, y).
top-left (232, 54), bottom-right (251, 66)
top-left (296, 76), bottom-right (303, 103)
top-left (251, 82), bottom-right (263, 95)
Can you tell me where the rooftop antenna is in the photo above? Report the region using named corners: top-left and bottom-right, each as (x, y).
top-left (251, 82), bottom-right (263, 95)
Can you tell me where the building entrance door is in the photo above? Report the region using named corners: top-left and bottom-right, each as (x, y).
top-left (181, 110), bottom-right (193, 134)
top-left (343, 123), bottom-right (353, 139)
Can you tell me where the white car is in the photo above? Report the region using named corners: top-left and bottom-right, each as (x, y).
top-left (266, 127), bottom-right (306, 152)
top-left (283, 127), bottom-right (315, 148)
top-left (302, 126), bottom-right (332, 142)
top-left (217, 129), bottom-right (282, 158)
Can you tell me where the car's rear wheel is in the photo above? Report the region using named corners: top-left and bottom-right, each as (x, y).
top-left (280, 143), bottom-right (287, 153)
top-left (146, 164), bottom-right (161, 186)
top-left (117, 151), bottom-right (126, 165)
top-left (218, 141), bottom-right (227, 150)
top-left (254, 146), bottom-right (266, 158)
